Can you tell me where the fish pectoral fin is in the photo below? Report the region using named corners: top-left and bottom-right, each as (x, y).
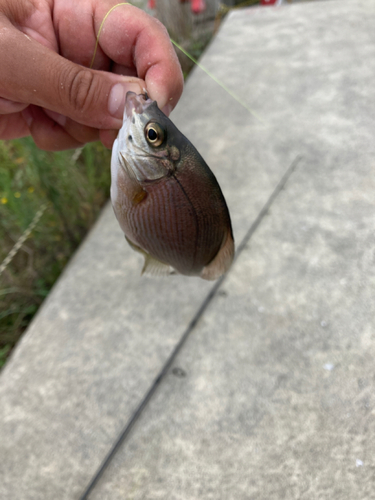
top-left (200, 231), bottom-right (235, 281)
top-left (119, 152), bottom-right (138, 182)
top-left (125, 237), bottom-right (176, 277)
top-left (119, 153), bottom-right (147, 206)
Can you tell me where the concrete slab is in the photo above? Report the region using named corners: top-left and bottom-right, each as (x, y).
top-left (0, 7), bottom-right (289, 500)
top-left (1, 0), bottom-right (375, 498)
top-left (91, 149), bottom-right (375, 500)
top-left (88, 1), bottom-right (375, 499)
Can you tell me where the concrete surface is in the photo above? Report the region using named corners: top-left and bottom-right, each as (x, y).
top-left (1, 0), bottom-right (375, 498)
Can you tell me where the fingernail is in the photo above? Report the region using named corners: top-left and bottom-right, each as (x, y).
top-left (44, 110), bottom-right (67, 127)
top-left (108, 82), bottom-right (142, 119)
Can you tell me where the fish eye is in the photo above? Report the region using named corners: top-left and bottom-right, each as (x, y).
top-left (145, 122), bottom-right (164, 147)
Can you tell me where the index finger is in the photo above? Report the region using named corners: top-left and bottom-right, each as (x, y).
top-left (91, 3), bottom-right (184, 112)
top-left (0, 3), bottom-right (183, 132)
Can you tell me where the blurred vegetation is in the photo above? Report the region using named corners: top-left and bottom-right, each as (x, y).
top-left (0, 139), bottom-right (111, 368)
top-left (0, 1), bottom-right (235, 370)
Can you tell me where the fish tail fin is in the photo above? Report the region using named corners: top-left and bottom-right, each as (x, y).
top-left (200, 232), bottom-right (235, 281)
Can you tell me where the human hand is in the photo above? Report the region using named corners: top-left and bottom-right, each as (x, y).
top-left (0, 0), bottom-right (183, 150)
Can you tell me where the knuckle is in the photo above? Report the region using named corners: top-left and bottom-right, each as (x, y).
top-left (32, 129), bottom-right (78, 152)
top-left (65, 68), bottom-right (96, 114)
top-left (32, 135), bottom-right (56, 151)
top-left (31, 130), bottom-right (59, 151)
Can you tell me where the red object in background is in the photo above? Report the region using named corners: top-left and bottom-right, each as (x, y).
top-left (148, 0), bottom-right (206, 14)
top-left (191, 0), bottom-right (206, 14)
top-left (260, 0), bottom-right (282, 5)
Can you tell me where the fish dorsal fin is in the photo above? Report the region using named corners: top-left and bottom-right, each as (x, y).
top-left (200, 231), bottom-right (235, 281)
top-left (125, 237), bottom-right (175, 277)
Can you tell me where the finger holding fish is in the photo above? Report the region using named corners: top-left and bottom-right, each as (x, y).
top-left (0, 1), bottom-right (183, 150)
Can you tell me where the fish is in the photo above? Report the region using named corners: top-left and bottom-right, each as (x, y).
top-left (110, 91), bottom-right (234, 280)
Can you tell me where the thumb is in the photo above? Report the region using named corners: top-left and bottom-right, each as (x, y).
top-left (0, 20), bottom-right (143, 129)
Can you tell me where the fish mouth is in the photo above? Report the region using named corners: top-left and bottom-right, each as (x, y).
top-left (125, 92), bottom-right (153, 118)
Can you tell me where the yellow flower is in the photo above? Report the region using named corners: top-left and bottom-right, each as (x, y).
top-left (28, 186), bottom-right (35, 193)
top-left (14, 192), bottom-right (21, 198)
top-left (1, 197), bottom-right (8, 204)
top-left (14, 157), bottom-right (25, 165)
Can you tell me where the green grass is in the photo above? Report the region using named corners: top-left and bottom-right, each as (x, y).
top-left (0, 138), bottom-right (111, 368)
top-left (0, 13), bottom-right (217, 371)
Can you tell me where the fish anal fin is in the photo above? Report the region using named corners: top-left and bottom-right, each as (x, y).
top-left (142, 254), bottom-right (176, 277)
top-left (200, 232), bottom-right (235, 281)
top-left (125, 236), bottom-right (175, 277)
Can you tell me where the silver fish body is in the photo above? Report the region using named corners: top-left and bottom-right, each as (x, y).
top-left (111, 92), bottom-right (234, 280)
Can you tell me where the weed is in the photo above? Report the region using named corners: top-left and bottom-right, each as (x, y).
top-left (0, 139), bottom-right (111, 367)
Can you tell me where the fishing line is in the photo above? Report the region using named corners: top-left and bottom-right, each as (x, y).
top-left (78, 155), bottom-right (301, 500)
top-left (90, 2), bottom-right (130, 69)
top-left (170, 39), bottom-right (266, 124)
top-left (90, 2), bottom-right (265, 123)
